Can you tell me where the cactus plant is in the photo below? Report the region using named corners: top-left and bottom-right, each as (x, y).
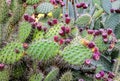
top-left (18, 21), bottom-right (32, 43)
top-left (0, 67), bottom-right (10, 81)
top-left (27, 40), bottom-right (59, 61)
top-left (59, 71), bottom-right (73, 81)
top-left (61, 40), bottom-right (92, 65)
top-left (52, 7), bottom-right (61, 18)
top-left (26, 0), bottom-right (40, 5)
top-left (29, 72), bottom-right (44, 81)
top-left (75, 14), bottom-right (92, 26)
top-left (25, 6), bottom-right (35, 15)
top-left (36, 2), bottom-right (54, 14)
top-left (0, 0), bottom-right (120, 81)
top-left (9, 0), bottom-right (25, 25)
top-left (0, 42), bottom-right (24, 64)
top-left (0, 0), bottom-right (9, 23)
top-left (45, 23), bottom-right (63, 39)
top-left (44, 67), bottom-right (59, 81)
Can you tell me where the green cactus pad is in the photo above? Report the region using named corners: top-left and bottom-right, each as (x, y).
top-left (75, 14), bottom-right (91, 26)
top-left (36, 2), bottom-right (54, 14)
top-left (81, 30), bottom-right (94, 41)
top-left (25, 6), bottom-right (35, 15)
top-left (44, 67), bottom-right (59, 81)
top-left (52, 7), bottom-right (61, 18)
top-left (11, 62), bottom-right (27, 79)
top-left (18, 22), bottom-right (32, 43)
top-left (0, 68), bottom-right (10, 81)
top-left (45, 23), bottom-right (63, 39)
top-left (33, 30), bottom-right (45, 41)
top-left (94, 36), bottom-right (108, 52)
top-left (0, 0), bottom-right (9, 23)
top-left (26, 0), bottom-right (40, 5)
top-left (0, 42), bottom-right (24, 64)
top-left (27, 40), bottom-right (59, 61)
top-left (59, 71), bottom-right (73, 81)
top-left (9, 0), bottom-right (24, 25)
top-left (61, 43), bottom-right (92, 65)
top-left (29, 73), bottom-right (44, 81)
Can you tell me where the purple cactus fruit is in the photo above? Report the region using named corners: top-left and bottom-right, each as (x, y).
top-left (31, 22), bottom-right (37, 29)
top-left (102, 33), bottom-right (108, 38)
top-left (33, 4), bottom-right (38, 9)
top-left (95, 73), bottom-right (101, 80)
top-left (61, 26), bottom-right (66, 32)
top-left (88, 42), bottom-right (95, 49)
top-left (93, 47), bottom-right (99, 53)
top-left (115, 9), bottom-right (120, 13)
top-left (80, 2), bottom-right (85, 7)
top-left (110, 8), bottom-right (115, 13)
top-left (99, 29), bottom-right (104, 34)
top-left (54, 36), bottom-right (59, 42)
top-left (0, 64), bottom-right (5, 70)
top-left (93, 54), bottom-right (100, 61)
top-left (107, 28), bottom-right (113, 35)
top-left (108, 72), bottom-right (115, 79)
top-left (94, 30), bottom-right (100, 36)
top-left (103, 38), bottom-right (108, 43)
top-left (43, 27), bottom-right (47, 32)
top-left (87, 29), bottom-right (94, 34)
top-left (65, 38), bottom-right (71, 43)
top-left (79, 28), bottom-right (83, 32)
top-left (65, 17), bottom-right (71, 24)
top-left (79, 79), bottom-right (84, 81)
top-left (60, 2), bottom-right (65, 7)
top-left (47, 21), bottom-right (54, 26)
top-left (24, 14), bottom-right (29, 21)
top-left (52, 19), bottom-right (58, 25)
top-left (82, 4), bottom-right (88, 9)
top-left (76, 3), bottom-right (82, 8)
top-left (65, 27), bottom-right (71, 34)
top-left (99, 71), bottom-right (105, 77)
top-left (65, 13), bottom-right (69, 17)
top-left (85, 59), bottom-right (91, 65)
top-left (36, 24), bottom-right (42, 31)
top-left (23, 43), bottom-right (29, 49)
top-left (14, 49), bottom-right (20, 54)
top-left (28, 17), bottom-right (35, 23)
top-left (59, 30), bottom-right (65, 36)
top-left (59, 38), bottom-right (64, 45)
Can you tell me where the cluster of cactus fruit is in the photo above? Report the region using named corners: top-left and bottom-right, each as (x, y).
top-left (0, 0), bottom-right (120, 81)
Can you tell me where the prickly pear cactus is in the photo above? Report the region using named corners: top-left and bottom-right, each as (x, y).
top-left (18, 22), bottom-right (32, 43)
top-left (61, 39), bottom-right (92, 65)
top-left (9, 0), bottom-right (25, 25)
top-left (94, 36), bottom-right (108, 52)
top-left (29, 72), bottom-right (44, 81)
top-left (27, 40), bottom-right (59, 61)
top-left (11, 62), bottom-right (27, 79)
top-left (75, 14), bottom-right (91, 26)
top-left (0, 0), bottom-right (9, 23)
top-left (36, 2), bottom-right (54, 14)
top-left (0, 67), bottom-right (10, 81)
top-left (52, 7), bottom-right (61, 18)
top-left (33, 30), bottom-right (45, 41)
top-left (26, 0), bottom-right (40, 5)
top-left (25, 6), bottom-right (35, 15)
top-left (59, 71), bottom-right (73, 81)
top-left (45, 23), bottom-right (63, 39)
top-left (0, 42), bottom-right (24, 64)
top-left (44, 67), bottom-right (59, 81)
